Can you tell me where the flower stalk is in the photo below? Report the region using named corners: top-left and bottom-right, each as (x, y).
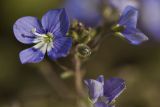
top-left (74, 55), bottom-right (84, 96)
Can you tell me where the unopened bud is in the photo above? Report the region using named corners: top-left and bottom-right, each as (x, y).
top-left (77, 44), bottom-right (92, 58)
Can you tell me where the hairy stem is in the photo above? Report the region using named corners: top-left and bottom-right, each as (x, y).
top-left (74, 55), bottom-right (85, 97)
top-left (74, 55), bottom-right (89, 107)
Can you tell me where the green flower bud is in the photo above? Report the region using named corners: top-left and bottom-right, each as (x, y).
top-left (72, 20), bottom-right (79, 28)
top-left (77, 44), bottom-right (92, 58)
top-left (79, 28), bottom-right (97, 44)
top-left (72, 31), bottom-right (79, 41)
top-left (69, 20), bottom-right (97, 44)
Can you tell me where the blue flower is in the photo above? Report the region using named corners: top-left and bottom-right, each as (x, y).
top-left (108, 0), bottom-right (139, 12)
top-left (13, 9), bottom-right (72, 64)
top-left (84, 75), bottom-right (125, 107)
top-left (113, 6), bottom-right (148, 45)
top-left (108, 0), bottom-right (160, 42)
top-left (65, 0), bottom-right (102, 27)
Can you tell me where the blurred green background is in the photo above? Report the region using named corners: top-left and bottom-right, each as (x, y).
top-left (0, 0), bottom-right (160, 107)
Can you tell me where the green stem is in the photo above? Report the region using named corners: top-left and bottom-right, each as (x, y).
top-left (74, 55), bottom-right (85, 97)
top-left (74, 55), bottom-right (89, 107)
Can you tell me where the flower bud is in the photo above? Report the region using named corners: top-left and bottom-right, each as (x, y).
top-left (69, 20), bottom-right (97, 44)
top-left (76, 44), bottom-right (92, 58)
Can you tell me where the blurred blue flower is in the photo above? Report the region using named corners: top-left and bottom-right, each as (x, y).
top-left (141, 0), bottom-right (160, 40)
top-left (108, 0), bottom-right (139, 12)
top-left (114, 6), bottom-right (148, 45)
top-left (84, 75), bottom-right (125, 106)
top-left (108, 0), bottom-right (160, 42)
top-left (13, 9), bottom-right (72, 64)
top-left (65, 0), bottom-right (102, 27)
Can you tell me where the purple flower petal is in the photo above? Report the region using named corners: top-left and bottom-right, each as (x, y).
top-left (19, 42), bottom-right (47, 64)
top-left (119, 6), bottom-right (138, 28)
top-left (41, 9), bottom-right (69, 37)
top-left (122, 27), bottom-right (148, 45)
top-left (104, 77), bottom-right (126, 103)
top-left (47, 37), bottom-right (72, 60)
top-left (94, 102), bottom-right (108, 107)
top-left (13, 16), bottom-right (43, 44)
top-left (84, 79), bottom-right (104, 103)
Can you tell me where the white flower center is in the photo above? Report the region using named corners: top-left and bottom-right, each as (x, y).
top-left (31, 28), bottom-right (55, 53)
top-left (32, 28), bottom-right (54, 44)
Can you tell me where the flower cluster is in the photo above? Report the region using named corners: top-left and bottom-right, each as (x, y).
top-left (84, 75), bottom-right (126, 107)
top-left (13, 5), bottom-right (148, 64)
top-left (12, 1), bottom-right (150, 107)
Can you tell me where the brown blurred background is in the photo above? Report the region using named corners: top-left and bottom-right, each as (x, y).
top-left (0, 0), bottom-right (160, 107)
